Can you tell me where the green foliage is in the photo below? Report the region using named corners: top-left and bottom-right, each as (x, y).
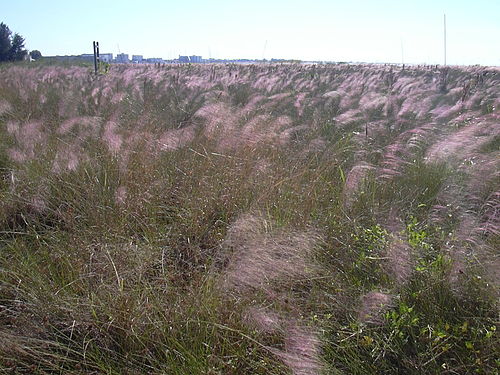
top-left (347, 224), bottom-right (390, 288)
top-left (323, 266), bottom-right (498, 374)
top-left (9, 33), bottom-right (27, 61)
top-left (406, 215), bottom-right (433, 250)
top-left (29, 49), bottom-right (42, 60)
top-left (0, 22), bottom-right (11, 61)
top-left (0, 23), bottom-right (27, 62)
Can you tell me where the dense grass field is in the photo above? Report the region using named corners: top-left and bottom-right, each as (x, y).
top-left (0, 62), bottom-right (498, 374)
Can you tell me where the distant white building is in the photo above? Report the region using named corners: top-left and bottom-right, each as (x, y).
top-left (132, 55), bottom-right (143, 63)
top-left (190, 55), bottom-right (202, 63)
top-left (116, 53), bottom-right (129, 63)
top-left (100, 53), bottom-right (113, 63)
top-left (79, 54), bottom-right (95, 61)
top-left (145, 57), bottom-right (163, 63)
top-left (178, 55), bottom-right (202, 63)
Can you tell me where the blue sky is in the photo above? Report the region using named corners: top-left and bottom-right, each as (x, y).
top-left (2, 0), bottom-right (499, 65)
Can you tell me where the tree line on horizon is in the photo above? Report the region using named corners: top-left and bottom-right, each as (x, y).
top-left (0, 22), bottom-right (41, 62)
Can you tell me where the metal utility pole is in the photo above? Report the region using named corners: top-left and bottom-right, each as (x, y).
top-left (96, 41), bottom-right (100, 67)
top-left (443, 14), bottom-right (447, 66)
top-left (93, 41), bottom-right (99, 74)
top-left (400, 39), bottom-right (404, 66)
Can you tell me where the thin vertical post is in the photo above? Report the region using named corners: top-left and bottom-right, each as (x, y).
top-left (400, 39), bottom-right (404, 66)
top-left (443, 14), bottom-right (447, 66)
top-left (96, 41), bottom-right (100, 72)
top-left (93, 41), bottom-right (98, 74)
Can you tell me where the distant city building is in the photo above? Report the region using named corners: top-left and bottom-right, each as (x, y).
top-left (132, 55), bottom-right (143, 63)
top-left (116, 53), bottom-right (129, 63)
top-left (45, 51), bottom-right (320, 66)
top-left (178, 55), bottom-right (203, 63)
top-left (100, 53), bottom-right (113, 63)
top-left (145, 57), bottom-right (163, 63)
top-left (44, 55), bottom-right (82, 61)
top-left (79, 54), bottom-right (95, 62)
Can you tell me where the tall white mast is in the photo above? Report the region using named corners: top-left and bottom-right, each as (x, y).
top-left (444, 14), bottom-right (447, 66)
top-left (400, 39), bottom-right (404, 66)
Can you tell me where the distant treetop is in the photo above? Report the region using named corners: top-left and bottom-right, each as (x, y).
top-left (30, 50), bottom-right (42, 60)
top-left (0, 22), bottom-right (29, 62)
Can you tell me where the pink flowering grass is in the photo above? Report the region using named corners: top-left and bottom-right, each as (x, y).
top-left (0, 62), bottom-right (498, 374)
